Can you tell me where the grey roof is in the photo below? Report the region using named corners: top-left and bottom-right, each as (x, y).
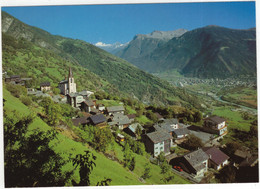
top-left (68, 92), bottom-right (81, 98)
top-left (155, 123), bottom-right (175, 133)
top-left (146, 130), bottom-right (173, 144)
top-left (184, 149), bottom-right (209, 172)
top-left (178, 123), bottom-right (190, 128)
top-left (72, 117), bottom-right (89, 126)
top-left (21, 78), bottom-right (32, 81)
top-left (109, 113), bottom-right (131, 126)
top-left (173, 128), bottom-right (190, 136)
top-left (107, 106), bottom-right (125, 113)
top-left (205, 116), bottom-right (225, 124)
top-left (90, 114), bottom-right (107, 125)
top-left (163, 118), bottom-right (178, 125)
top-left (59, 80), bottom-right (68, 84)
top-left (40, 82), bottom-right (51, 87)
top-left (128, 123), bottom-right (144, 133)
top-left (83, 100), bottom-right (95, 107)
top-left (78, 90), bottom-right (89, 96)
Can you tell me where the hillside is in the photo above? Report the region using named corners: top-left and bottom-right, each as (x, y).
top-left (116, 29), bottom-right (187, 66)
top-left (2, 11), bottom-right (202, 108)
top-left (3, 82), bottom-right (191, 186)
top-left (117, 26), bottom-right (256, 79)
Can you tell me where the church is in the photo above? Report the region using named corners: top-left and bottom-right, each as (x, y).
top-left (58, 67), bottom-right (77, 95)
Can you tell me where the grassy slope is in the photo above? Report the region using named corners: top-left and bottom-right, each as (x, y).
top-left (2, 11), bottom-right (202, 109)
top-left (212, 105), bottom-right (254, 132)
top-left (3, 88), bottom-right (190, 185)
top-left (3, 88), bottom-right (141, 185)
top-left (2, 33), bottom-right (120, 95)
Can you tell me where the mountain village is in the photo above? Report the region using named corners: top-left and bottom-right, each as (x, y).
top-left (4, 67), bottom-right (258, 183)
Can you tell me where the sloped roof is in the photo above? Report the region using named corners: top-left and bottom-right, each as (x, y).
top-left (90, 114), bottom-right (107, 125)
top-left (72, 117), bottom-right (89, 126)
top-left (146, 130), bottom-right (173, 144)
top-left (128, 123), bottom-right (144, 133)
top-left (59, 80), bottom-right (68, 84)
top-left (184, 149), bottom-right (209, 172)
top-left (202, 147), bottom-right (229, 165)
top-left (154, 123), bottom-right (175, 133)
top-left (234, 149), bottom-right (252, 159)
top-left (83, 100), bottom-right (95, 107)
top-left (127, 114), bottom-right (136, 119)
top-left (107, 106), bottom-right (125, 113)
top-left (204, 116), bottom-right (225, 124)
top-left (40, 82), bottom-right (51, 87)
top-left (109, 113), bottom-right (131, 126)
top-left (173, 128), bottom-right (190, 136)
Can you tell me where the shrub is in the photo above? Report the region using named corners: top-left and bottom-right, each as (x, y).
top-left (20, 95), bottom-right (32, 106)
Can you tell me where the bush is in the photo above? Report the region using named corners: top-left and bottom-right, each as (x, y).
top-left (6, 83), bottom-right (27, 98)
top-left (20, 95), bottom-right (32, 106)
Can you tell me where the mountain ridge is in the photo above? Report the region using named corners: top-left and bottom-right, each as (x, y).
top-left (117, 25), bottom-right (256, 78)
top-left (2, 11), bottom-right (203, 108)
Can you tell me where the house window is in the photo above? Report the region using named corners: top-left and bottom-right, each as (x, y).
top-left (160, 147), bottom-right (163, 150)
top-left (155, 147), bottom-right (158, 150)
top-left (160, 142), bottom-right (163, 145)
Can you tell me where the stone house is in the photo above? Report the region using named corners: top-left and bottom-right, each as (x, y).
top-left (81, 100), bottom-right (95, 112)
top-left (40, 82), bottom-right (51, 91)
top-left (89, 114), bottom-right (107, 128)
top-left (106, 106), bottom-right (125, 115)
top-left (108, 113), bottom-right (131, 130)
top-left (180, 149), bottom-right (209, 178)
top-left (123, 123), bottom-right (144, 139)
top-left (143, 130), bottom-right (173, 157)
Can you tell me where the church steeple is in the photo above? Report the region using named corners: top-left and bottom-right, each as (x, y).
top-left (68, 67), bottom-right (73, 78)
top-left (67, 67), bottom-right (76, 94)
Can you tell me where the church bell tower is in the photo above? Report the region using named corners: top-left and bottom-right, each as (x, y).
top-left (68, 67), bottom-right (77, 94)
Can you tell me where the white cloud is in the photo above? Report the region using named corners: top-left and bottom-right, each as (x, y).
top-left (95, 42), bottom-right (112, 47)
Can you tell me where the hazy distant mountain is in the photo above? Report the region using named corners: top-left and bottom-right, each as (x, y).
top-left (95, 41), bottom-right (129, 54)
top-left (118, 26), bottom-right (256, 79)
top-left (116, 29), bottom-right (187, 63)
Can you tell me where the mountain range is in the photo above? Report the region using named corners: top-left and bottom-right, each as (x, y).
top-left (1, 11), bottom-right (202, 108)
top-left (116, 26), bottom-right (256, 79)
top-left (95, 41), bottom-right (129, 54)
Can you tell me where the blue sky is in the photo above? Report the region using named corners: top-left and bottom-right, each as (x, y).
top-left (2, 1), bottom-right (256, 44)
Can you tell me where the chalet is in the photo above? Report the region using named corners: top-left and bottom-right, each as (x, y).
top-left (203, 116), bottom-right (227, 136)
top-left (108, 113), bottom-right (131, 130)
top-left (40, 82), bottom-right (51, 91)
top-left (123, 123), bottom-right (144, 139)
top-left (81, 100), bottom-right (95, 112)
top-left (202, 147), bottom-right (229, 170)
top-left (72, 116), bottom-right (90, 127)
top-left (143, 130), bottom-right (173, 157)
top-left (180, 149), bottom-right (209, 178)
top-left (89, 114), bottom-right (107, 128)
top-left (106, 106), bottom-right (125, 115)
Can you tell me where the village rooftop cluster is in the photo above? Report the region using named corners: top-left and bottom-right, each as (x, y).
top-left (4, 68), bottom-right (258, 183)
